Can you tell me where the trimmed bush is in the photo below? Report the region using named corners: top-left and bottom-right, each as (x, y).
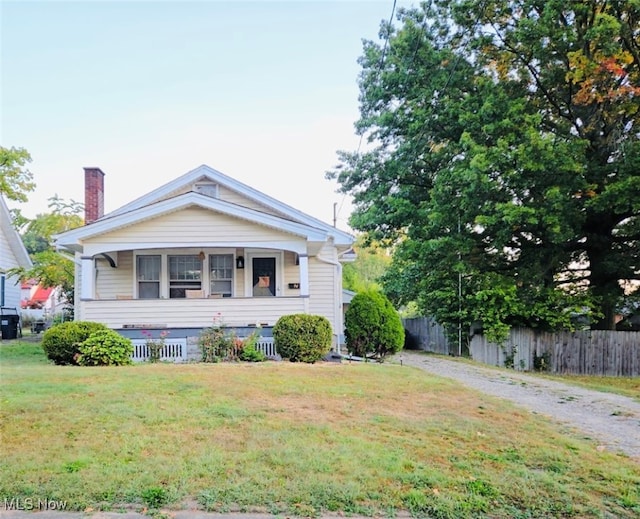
top-left (273, 314), bottom-right (332, 363)
top-left (77, 330), bottom-right (134, 366)
top-left (345, 290), bottom-right (404, 359)
top-left (41, 321), bottom-right (109, 365)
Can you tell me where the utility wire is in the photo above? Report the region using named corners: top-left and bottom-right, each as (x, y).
top-left (335, 0), bottom-right (398, 225)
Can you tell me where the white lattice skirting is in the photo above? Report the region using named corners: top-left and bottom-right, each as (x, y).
top-left (255, 338), bottom-right (277, 358)
top-left (131, 339), bottom-right (188, 362)
top-left (130, 337), bottom-right (277, 362)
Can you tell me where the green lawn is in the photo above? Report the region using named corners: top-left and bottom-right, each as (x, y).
top-left (1, 342), bottom-right (639, 518)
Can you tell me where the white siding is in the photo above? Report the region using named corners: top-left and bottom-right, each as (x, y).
top-left (282, 250), bottom-right (302, 297)
top-left (0, 223), bottom-right (23, 309)
top-left (308, 243), bottom-right (339, 333)
top-left (218, 186), bottom-right (281, 216)
top-left (96, 251), bottom-right (133, 299)
top-left (80, 297), bottom-right (306, 328)
top-left (140, 183), bottom-right (284, 217)
top-left (87, 207), bottom-right (298, 245)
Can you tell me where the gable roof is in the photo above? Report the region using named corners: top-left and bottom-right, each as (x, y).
top-left (106, 164), bottom-right (353, 245)
top-left (0, 195), bottom-right (32, 268)
top-left (56, 191), bottom-right (332, 253)
top-left (56, 165), bottom-right (353, 252)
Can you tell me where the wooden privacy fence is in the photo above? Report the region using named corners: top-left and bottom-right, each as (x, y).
top-left (402, 317), bottom-right (452, 355)
top-left (470, 329), bottom-right (640, 376)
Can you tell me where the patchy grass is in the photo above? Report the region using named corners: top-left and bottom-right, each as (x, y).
top-left (424, 352), bottom-right (640, 402)
top-left (1, 342), bottom-right (639, 518)
top-left (534, 373), bottom-right (640, 402)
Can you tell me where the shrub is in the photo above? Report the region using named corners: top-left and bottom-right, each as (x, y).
top-left (77, 330), bottom-right (134, 366)
top-left (41, 321), bottom-right (109, 365)
top-left (198, 324), bottom-right (235, 362)
top-left (345, 290), bottom-right (404, 359)
top-left (273, 314), bottom-right (332, 363)
top-left (238, 332), bottom-right (267, 362)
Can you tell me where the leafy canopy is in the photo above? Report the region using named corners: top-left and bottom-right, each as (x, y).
top-left (329, 1), bottom-right (640, 338)
top-left (8, 195), bottom-right (83, 310)
top-left (0, 146), bottom-right (35, 202)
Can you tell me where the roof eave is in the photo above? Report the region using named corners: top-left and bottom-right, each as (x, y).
top-left (55, 192), bottom-right (330, 247)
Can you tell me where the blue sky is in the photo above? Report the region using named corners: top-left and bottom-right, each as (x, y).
top-left (1, 0), bottom-right (409, 228)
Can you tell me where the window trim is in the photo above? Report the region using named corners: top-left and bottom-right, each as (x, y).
top-left (134, 249), bottom-right (238, 299)
top-left (209, 253), bottom-right (234, 298)
top-left (136, 254), bottom-right (161, 299)
top-left (243, 250), bottom-right (283, 297)
top-left (168, 254), bottom-right (202, 299)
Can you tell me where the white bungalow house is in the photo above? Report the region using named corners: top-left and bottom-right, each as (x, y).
top-left (1, 195), bottom-right (32, 338)
top-left (55, 165), bottom-right (354, 360)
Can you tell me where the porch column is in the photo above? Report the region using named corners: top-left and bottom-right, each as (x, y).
top-left (80, 256), bottom-right (95, 300)
top-left (298, 253), bottom-right (310, 313)
top-left (298, 254), bottom-right (310, 297)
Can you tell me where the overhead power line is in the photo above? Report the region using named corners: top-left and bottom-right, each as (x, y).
top-left (336, 0), bottom-right (398, 225)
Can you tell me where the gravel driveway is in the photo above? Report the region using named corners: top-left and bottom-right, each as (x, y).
top-left (392, 351), bottom-right (640, 461)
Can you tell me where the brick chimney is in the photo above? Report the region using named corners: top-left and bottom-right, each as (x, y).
top-left (84, 167), bottom-right (105, 224)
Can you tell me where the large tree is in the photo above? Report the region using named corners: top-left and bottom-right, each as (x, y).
top-left (342, 236), bottom-right (391, 293)
top-left (0, 146), bottom-right (35, 202)
top-left (329, 1), bottom-right (640, 337)
top-left (9, 196), bottom-right (83, 310)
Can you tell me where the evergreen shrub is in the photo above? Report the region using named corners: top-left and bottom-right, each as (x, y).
top-left (345, 290), bottom-right (404, 359)
top-left (273, 314), bottom-right (332, 363)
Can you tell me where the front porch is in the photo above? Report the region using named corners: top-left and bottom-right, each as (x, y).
top-left (81, 296), bottom-right (308, 329)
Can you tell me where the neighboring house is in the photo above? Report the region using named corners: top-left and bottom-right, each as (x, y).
top-left (21, 279), bottom-right (65, 319)
top-left (55, 165), bottom-right (354, 358)
top-left (0, 195), bottom-right (32, 310)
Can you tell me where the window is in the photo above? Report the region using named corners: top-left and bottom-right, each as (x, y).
top-left (169, 255), bottom-right (202, 298)
top-left (0, 274), bottom-right (5, 306)
top-left (210, 254), bottom-right (233, 297)
top-left (137, 255), bottom-right (160, 299)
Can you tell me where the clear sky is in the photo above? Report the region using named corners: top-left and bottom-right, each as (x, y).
top-left (1, 0), bottom-right (408, 230)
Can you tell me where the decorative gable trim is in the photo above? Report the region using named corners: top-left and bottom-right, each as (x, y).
top-left (105, 165), bottom-right (352, 245)
top-left (55, 192), bottom-right (330, 252)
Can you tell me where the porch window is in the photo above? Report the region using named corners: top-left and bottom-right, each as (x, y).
top-left (209, 254), bottom-right (233, 297)
top-left (137, 255), bottom-right (160, 299)
top-left (169, 255), bottom-right (202, 298)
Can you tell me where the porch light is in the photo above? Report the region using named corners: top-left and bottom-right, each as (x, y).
top-left (236, 256), bottom-right (244, 269)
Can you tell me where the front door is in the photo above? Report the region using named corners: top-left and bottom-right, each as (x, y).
top-left (252, 257), bottom-right (276, 297)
